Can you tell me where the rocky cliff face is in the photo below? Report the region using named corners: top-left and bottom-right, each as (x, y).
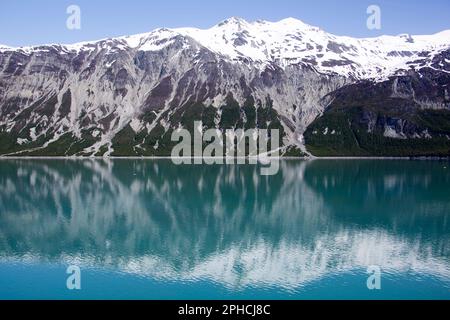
top-left (0, 17), bottom-right (449, 156)
top-left (305, 51), bottom-right (450, 156)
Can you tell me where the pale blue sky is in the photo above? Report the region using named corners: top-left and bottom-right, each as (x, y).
top-left (1, 0), bottom-right (449, 47)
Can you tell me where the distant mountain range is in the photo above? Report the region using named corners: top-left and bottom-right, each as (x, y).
top-left (0, 17), bottom-right (449, 157)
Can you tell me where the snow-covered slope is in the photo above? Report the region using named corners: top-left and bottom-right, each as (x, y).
top-left (0, 44), bottom-right (11, 51)
top-left (0, 17), bottom-right (449, 157)
top-left (119, 17), bottom-right (450, 80)
top-left (175, 17), bottom-right (450, 79)
top-left (4, 17), bottom-right (450, 79)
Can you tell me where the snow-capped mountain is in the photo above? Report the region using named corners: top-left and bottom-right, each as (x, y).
top-left (174, 17), bottom-right (450, 80)
top-left (0, 17), bottom-right (449, 157)
top-left (9, 17), bottom-right (449, 79)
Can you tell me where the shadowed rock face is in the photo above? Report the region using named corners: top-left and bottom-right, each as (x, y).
top-left (0, 18), bottom-right (449, 157)
top-left (0, 35), bottom-right (346, 156)
top-left (0, 159), bottom-right (449, 289)
top-left (304, 63), bottom-right (450, 156)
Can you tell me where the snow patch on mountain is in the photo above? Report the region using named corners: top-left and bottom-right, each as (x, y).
top-left (174, 17), bottom-right (450, 80)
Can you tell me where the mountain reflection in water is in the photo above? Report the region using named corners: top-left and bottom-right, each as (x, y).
top-left (0, 159), bottom-right (449, 296)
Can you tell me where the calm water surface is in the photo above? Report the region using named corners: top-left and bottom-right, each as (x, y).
top-left (0, 159), bottom-right (449, 299)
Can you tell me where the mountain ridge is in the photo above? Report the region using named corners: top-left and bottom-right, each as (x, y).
top-left (3, 17), bottom-right (450, 48)
top-left (0, 17), bottom-right (449, 157)
top-left (2, 17), bottom-right (450, 80)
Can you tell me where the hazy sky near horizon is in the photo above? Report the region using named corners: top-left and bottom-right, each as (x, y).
top-left (1, 0), bottom-right (449, 47)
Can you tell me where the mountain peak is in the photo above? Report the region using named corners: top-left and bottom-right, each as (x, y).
top-left (277, 17), bottom-right (306, 24)
top-left (217, 17), bottom-right (248, 27)
top-left (273, 17), bottom-right (320, 32)
top-left (215, 16), bottom-right (313, 29)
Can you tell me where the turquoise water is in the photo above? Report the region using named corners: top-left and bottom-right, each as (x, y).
top-left (0, 159), bottom-right (449, 300)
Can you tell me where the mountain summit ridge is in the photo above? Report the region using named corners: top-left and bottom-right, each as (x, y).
top-left (2, 17), bottom-right (449, 80)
